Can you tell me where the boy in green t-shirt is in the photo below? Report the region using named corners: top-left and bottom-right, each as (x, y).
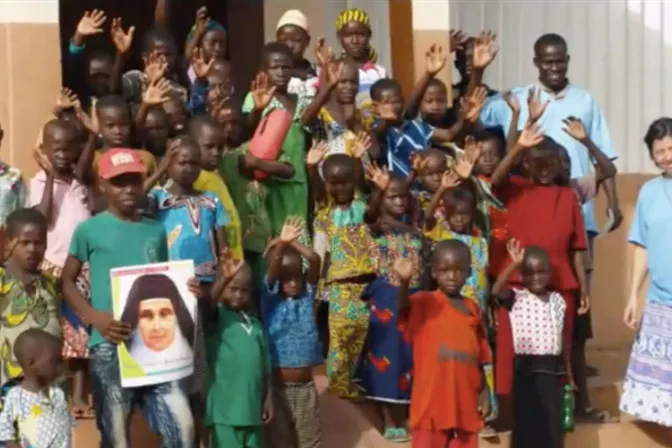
top-left (61, 148), bottom-right (202, 447)
top-left (205, 251), bottom-right (272, 448)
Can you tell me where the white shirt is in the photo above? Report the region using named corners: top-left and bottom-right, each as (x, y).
top-left (509, 288), bottom-right (566, 356)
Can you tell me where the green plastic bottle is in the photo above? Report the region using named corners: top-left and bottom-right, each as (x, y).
top-left (562, 384), bottom-right (575, 432)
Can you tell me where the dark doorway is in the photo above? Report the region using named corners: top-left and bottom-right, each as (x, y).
top-left (58, 0), bottom-right (263, 101)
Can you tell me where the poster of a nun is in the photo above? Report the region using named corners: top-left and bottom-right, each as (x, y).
top-left (111, 260), bottom-right (197, 387)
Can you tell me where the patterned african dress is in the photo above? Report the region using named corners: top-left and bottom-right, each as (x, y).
top-left (0, 162), bottom-right (25, 225)
top-left (355, 229), bottom-right (422, 403)
top-left (0, 268), bottom-right (61, 385)
top-left (313, 198), bottom-right (377, 399)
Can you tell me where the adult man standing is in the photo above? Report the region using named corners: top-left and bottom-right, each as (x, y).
top-left (479, 32), bottom-right (620, 423)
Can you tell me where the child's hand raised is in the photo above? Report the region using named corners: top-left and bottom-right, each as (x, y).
top-left (393, 258), bottom-right (414, 283)
top-left (458, 86), bottom-right (487, 123)
top-left (410, 153), bottom-right (429, 175)
top-left (351, 132), bottom-right (372, 159)
top-left (325, 61), bottom-right (345, 87)
top-left (506, 238), bottom-right (525, 265)
top-left (55, 88), bottom-right (80, 114)
top-left (306, 141), bottom-right (328, 166)
top-left (33, 148), bottom-right (52, 175)
top-left (143, 52), bottom-right (168, 84)
top-left (191, 48), bottom-right (215, 81)
top-left (365, 163), bottom-right (390, 191)
top-left (455, 143), bottom-right (480, 180)
top-left (526, 87), bottom-right (549, 124)
top-left (426, 44), bottom-right (447, 75)
top-left (219, 248), bottom-right (244, 280)
top-left (503, 91), bottom-right (520, 114)
top-left (440, 169), bottom-right (461, 189)
top-left (250, 72), bottom-right (276, 111)
top-left (517, 121), bottom-right (544, 148)
top-left (314, 37), bottom-right (335, 68)
top-left (472, 30), bottom-right (498, 69)
top-left (280, 216), bottom-right (305, 243)
top-left (448, 29), bottom-right (469, 53)
top-left (110, 18), bottom-right (135, 55)
top-left (194, 7), bottom-right (209, 35)
top-left (76, 10), bottom-right (106, 37)
top-left (562, 116), bottom-right (587, 141)
top-left (142, 78), bottom-right (172, 105)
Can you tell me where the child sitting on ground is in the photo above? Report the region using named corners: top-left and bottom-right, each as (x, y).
top-left (0, 209), bottom-right (62, 386)
top-left (205, 253), bottom-right (272, 448)
top-left (0, 329), bottom-right (71, 448)
top-left (396, 240), bottom-right (493, 448)
top-left (262, 217), bottom-right (322, 448)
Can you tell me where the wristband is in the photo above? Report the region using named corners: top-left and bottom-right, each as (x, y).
top-left (69, 39), bottom-right (86, 55)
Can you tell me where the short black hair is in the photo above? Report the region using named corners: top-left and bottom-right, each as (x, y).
top-left (42, 119), bottom-right (76, 139)
top-left (142, 25), bottom-right (177, 53)
top-left (427, 77), bottom-right (448, 92)
top-left (6, 208), bottom-right (47, 240)
top-left (262, 41), bottom-right (295, 65)
top-left (14, 328), bottom-right (61, 366)
top-left (168, 134), bottom-right (200, 155)
top-left (643, 117), bottom-right (672, 155)
top-left (188, 114), bottom-right (218, 135)
top-left (472, 128), bottom-right (506, 152)
top-left (534, 33), bottom-right (568, 55)
top-left (442, 185), bottom-right (477, 210)
top-left (95, 95), bottom-right (130, 116)
top-left (432, 239), bottom-right (471, 267)
top-left (322, 153), bottom-right (356, 178)
top-left (528, 135), bottom-right (563, 159)
top-left (370, 78), bottom-right (402, 101)
top-left (87, 49), bottom-right (114, 66)
top-left (522, 246), bottom-right (551, 270)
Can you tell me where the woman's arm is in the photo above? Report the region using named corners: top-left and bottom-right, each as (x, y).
top-left (241, 153), bottom-right (294, 179)
top-left (572, 249), bottom-right (589, 313)
top-left (624, 244), bottom-right (648, 329)
top-left (396, 278), bottom-right (411, 311)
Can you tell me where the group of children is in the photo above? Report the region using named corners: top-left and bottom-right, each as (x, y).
top-left (0, 3), bottom-right (621, 448)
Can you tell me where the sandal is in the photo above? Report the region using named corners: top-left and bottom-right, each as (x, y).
top-left (383, 427), bottom-right (398, 441)
top-left (71, 406), bottom-right (85, 419)
top-left (575, 407), bottom-right (616, 423)
top-left (392, 428), bottom-right (410, 443)
top-left (479, 425), bottom-right (498, 438)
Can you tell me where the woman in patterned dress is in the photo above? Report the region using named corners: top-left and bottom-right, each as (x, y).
top-left (620, 118), bottom-right (672, 432)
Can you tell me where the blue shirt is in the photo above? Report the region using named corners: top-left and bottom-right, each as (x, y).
top-left (149, 188), bottom-right (228, 282)
top-left (188, 81), bottom-right (208, 116)
top-left (381, 119), bottom-right (433, 176)
top-left (479, 84), bottom-right (617, 233)
top-left (628, 177), bottom-right (672, 306)
top-left (261, 279), bottom-right (323, 368)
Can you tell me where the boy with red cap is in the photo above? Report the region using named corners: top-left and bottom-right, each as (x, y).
top-left (61, 148), bottom-right (201, 447)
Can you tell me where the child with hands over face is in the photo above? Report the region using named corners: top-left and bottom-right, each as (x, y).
top-left (261, 217), bottom-right (323, 448)
top-left (205, 251), bottom-right (273, 448)
top-left (395, 240), bottom-right (494, 448)
top-left (492, 240), bottom-right (574, 448)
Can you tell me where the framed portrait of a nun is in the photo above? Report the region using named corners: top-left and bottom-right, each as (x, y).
top-left (111, 260), bottom-right (197, 387)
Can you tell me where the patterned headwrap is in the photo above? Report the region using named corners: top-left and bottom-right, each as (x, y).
top-left (187, 19), bottom-right (225, 42)
top-left (335, 8), bottom-right (377, 63)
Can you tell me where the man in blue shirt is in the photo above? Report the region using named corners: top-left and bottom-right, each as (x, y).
top-left (479, 33), bottom-right (619, 423)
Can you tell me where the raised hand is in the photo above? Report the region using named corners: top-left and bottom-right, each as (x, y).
top-left (472, 30), bottom-right (498, 69)
top-left (191, 47), bottom-right (215, 80)
top-left (459, 86), bottom-right (487, 122)
top-left (506, 238), bottom-right (525, 265)
top-left (219, 248), bottom-right (244, 280)
top-left (503, 91), bottom-right (520, 114)
top-left (55, 88), bottom-right (80, 113)
top-left (314, 37), bottom-right (335, 68)
top-left (279, 216), bottom-right (305, 243)
top-left (410, 153), bottom-right (429, 174)
top-left (250, 72), bottom-right (276, 111)
top-left (142, 78), bottom-right (172, 105)
top-left (449, 29), bottom-right (469, 53)
top-left (33, 148), bottom-right (52, 174)
top-left (194, 7), bottom-right (209, 36)
top-left (143, 51), bottom-right (168, 83)
top-left (455, 146), bottom-right (480, 180)
top-left (440, 169), bottom-right (461, 189)
top-left (326, 61), bottom-right (345, 87)
top-left (426, 44), bottom-right (447, 75)
top-left (365, 162), bottom-right (390, 191)
top-left (77, 10), bottom-right (106, 37)
top-left (527, 87), bottom-right (549, 124)
top-left (517, 121), bottom-right (544, 148)
top-left (111, 18), bottom-right (135, 54)
top-left (562, 116), bottom-right (587, 141)
top-left (376, 103), bottom-right (398, 122)
top-left (306, 141), bottom-right (328, 166)
top-left (351, 132), bottom-right (372, 159)
top-left (393, 258), bottom-right (414, 282)
top-left (76, 107), bottom-right (98, 135)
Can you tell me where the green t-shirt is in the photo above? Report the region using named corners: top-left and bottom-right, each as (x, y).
top-left (205, 306), bottom-right (270, 426)
top-left (242, 93), bottom-right (308, 236)
top-left (68, 212), bottom-right (168, 347)
top-left (219, 146), bottom-right (272, 253)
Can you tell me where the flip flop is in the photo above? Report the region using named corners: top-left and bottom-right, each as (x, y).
top-left (392, 428), bottom-right (410, 443)
top-left (383, 427), bottom-right (397, 441)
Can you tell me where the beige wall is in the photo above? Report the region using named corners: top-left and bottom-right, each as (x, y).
top-left (409, 0), bottom-right (452, 91)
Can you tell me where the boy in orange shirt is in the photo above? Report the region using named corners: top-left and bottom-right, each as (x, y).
top-left (395, 239), bottom-right (494, 448)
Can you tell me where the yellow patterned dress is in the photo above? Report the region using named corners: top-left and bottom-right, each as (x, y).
top-left (0, 268), bottom-right (61, 384)
top-left (313, 198), bottom-right (376, 399)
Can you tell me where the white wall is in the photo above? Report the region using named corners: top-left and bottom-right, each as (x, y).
top-left (452, 0), bottom-right (672, 174)
top-left (264, 0), bottom-right (391, 73)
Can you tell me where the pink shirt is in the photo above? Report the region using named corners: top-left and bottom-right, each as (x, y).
top-left (28, 172), bottom-right (93, 267)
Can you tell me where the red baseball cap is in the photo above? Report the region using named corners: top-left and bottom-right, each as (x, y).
top-left (98, 148), bottom-right (147, 180)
